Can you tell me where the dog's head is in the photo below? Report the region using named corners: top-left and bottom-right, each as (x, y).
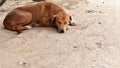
top-left (51, 12), bottom-right (72, 33)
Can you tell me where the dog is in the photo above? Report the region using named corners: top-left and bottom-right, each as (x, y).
top-left (3, 2), bottom-right (76, 34)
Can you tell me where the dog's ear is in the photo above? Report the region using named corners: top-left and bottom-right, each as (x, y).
top-left (50, 15), bottom-right (56, 23)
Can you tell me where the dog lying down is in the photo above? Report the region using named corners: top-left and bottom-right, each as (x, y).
top-left (3, 2), bottom-right (76, 34)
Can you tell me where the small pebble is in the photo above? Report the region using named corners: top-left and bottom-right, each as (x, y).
top-left (98, 22), bottom-right (102, 24)
top-left (97, 5), bottom-right (99, 7)
top-left (73, 46), bottom-right (78, 48)
top-left (99, 11), bottom-right (102, 13)
top-left (96, 42), bottom-right (102, 46)
top-left (86, 10), bottom-right (94, 13)
top-left (84, 43), bottom-right (87, 45)
top-left (17, 61), bottom-right (26, 65)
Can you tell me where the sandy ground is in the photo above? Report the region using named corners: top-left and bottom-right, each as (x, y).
top-left (0, 0), bottom-right (120, 68)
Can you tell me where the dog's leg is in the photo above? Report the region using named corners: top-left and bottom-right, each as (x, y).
top-left (69, 21), bottom-right (76, 26)
top-left (15, 25), bottom-right (28, 35)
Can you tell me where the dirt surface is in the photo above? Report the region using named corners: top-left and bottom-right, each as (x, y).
top-left (0, 0), bottom-right (120, 68)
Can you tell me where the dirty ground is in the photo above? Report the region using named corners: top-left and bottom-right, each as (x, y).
top-left (0, 0), bottom-right (120, 68)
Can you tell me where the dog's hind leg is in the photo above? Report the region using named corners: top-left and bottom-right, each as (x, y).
top-left (15, 25), bottom-right (28, 34)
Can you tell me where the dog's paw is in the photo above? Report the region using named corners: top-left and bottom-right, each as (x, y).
top-left (69, 21), bottom-right (76, 26)
top-left (25, 26), bottom-right (32, 29)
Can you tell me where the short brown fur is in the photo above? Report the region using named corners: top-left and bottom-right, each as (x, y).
top-left (3, 2), bottom-right (73, 34)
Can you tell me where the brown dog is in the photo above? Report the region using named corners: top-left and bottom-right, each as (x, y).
top-left (3, 2), bottom-right (75, 34)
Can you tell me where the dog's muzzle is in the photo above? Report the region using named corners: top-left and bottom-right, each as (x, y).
top-left (60, 29), bottom-right (64, 33)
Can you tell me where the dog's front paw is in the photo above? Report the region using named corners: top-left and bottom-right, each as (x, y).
top-left (69, 21), bottom-right (76, 26)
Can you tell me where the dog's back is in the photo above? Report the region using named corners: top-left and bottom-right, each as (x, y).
top-left (15, 2), bottom-right (64, 22)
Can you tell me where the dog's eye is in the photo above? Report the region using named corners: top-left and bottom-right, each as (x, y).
top-left (58, 21), bottom-right (61, 24)
top-left (64, 22), bottom-right (67, 24)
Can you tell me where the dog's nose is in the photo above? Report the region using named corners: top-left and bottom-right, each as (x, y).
top-left (60, 29), bottom-right (64, 33)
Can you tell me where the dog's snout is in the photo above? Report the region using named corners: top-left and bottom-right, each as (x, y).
top-left (60, 29), bottom-right (64, 33)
